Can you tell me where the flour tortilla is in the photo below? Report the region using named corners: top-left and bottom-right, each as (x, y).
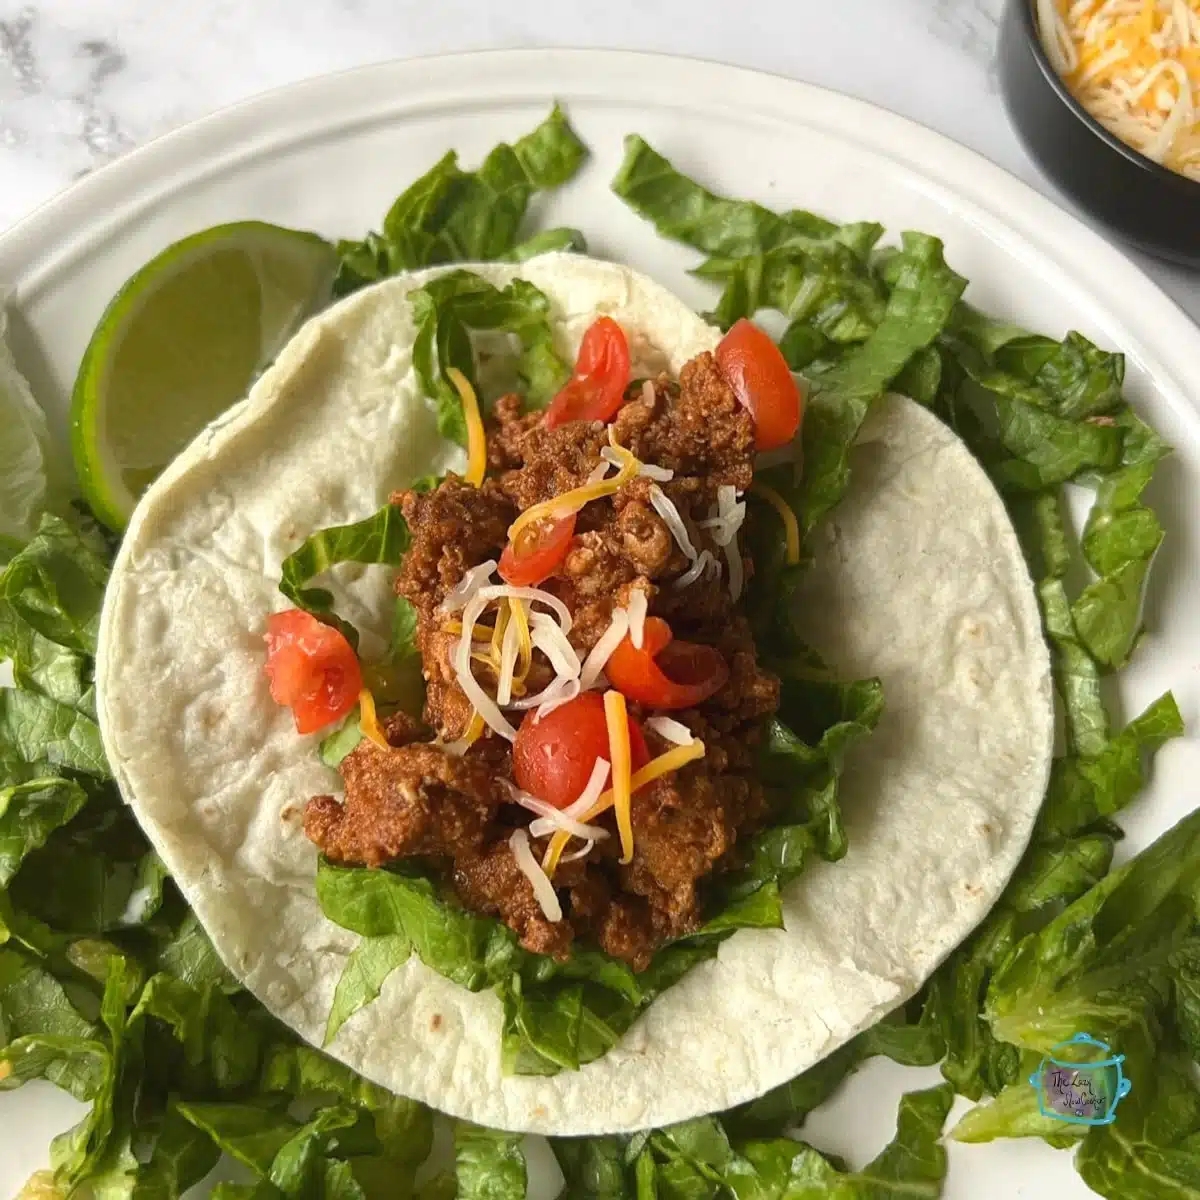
top-left (96, 252), bottom-right (1053, 1135)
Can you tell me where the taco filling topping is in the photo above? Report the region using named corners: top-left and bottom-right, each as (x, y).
top-left (290, 318), bottom-right (799, 969)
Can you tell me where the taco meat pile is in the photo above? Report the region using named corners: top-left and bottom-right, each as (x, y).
top-left (305, 350), bottom-right (782, 969)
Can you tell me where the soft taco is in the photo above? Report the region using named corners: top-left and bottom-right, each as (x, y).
top-left (96, 252), bottom-right (1053, 1135)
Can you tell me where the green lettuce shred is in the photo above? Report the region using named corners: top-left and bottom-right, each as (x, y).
top-left (333, 104), bottom-right (589, 296)
top-left (409, 269), bottom-right (571, 444)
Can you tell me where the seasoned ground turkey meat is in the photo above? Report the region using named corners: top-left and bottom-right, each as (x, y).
top-left (305, 349), bottom-right (781, 969)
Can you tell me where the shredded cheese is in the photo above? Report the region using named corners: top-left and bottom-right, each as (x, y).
top-left (1038, 0), bottom-right (1200, 180)
top-left (646, 715), bottom-right (695, 746)
top-left (510, 828), bottom-right (562, 922)
top-left (543, 738), bottom-right (708, 875)
top-left (510, 596), bottom-right (533, 678)
top-left (627, 588), bottom-right (648, 650)
top-left (751, 481), bottom-right (801, 566)
top-left (675, 548), bottom-right (717, 589)
top-left (357, 688), bottom-right (390, 750)
top-left (536, 677), bottom-right (581, 719)
top-left (601, 444), bottom-right (674, 482)
top-left (530, 611), bottom-right (582, 679)
top-left (455, 593), bottom-right (519, 741)
top-left (649, 484), bottom-right (699, 562)
top-left (580, 607), bottom-right (630, 690)
top-left (604, 690), bottom-right (635, 865)
top-left (441, 560), bottom-right (499, 613)
top-left (529, 758), bottom-right (611, 838)
top-left (497, 604), bottom-right (522, 706)
top-left (508, 429), bottom-right (641, 542)
top-left (447, 367), bottom-right (488, 487)
top-left (509, 788), bottom-right (611, 842)
top-left (446, 711), bottom-right (486, 756)
top-left (490, 599), bottom-right (510, 664)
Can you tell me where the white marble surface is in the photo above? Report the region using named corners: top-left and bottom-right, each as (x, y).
top-left (0, 0), bottom-right (1196, 322)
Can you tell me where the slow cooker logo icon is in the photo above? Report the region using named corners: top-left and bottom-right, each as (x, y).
top-left (1028, 1033), bottom-right (1132, 1126)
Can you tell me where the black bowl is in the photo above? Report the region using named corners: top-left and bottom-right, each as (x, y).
top-left (998, 0), bottom-right (1200, 267)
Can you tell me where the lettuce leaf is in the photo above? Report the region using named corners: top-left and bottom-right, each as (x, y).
top-left (454, 1125), bottom-right (527, 1200)
top-left (278, 502), bottom-right (411, 649)
top-left (334, 105), bottom-right (588, 296)
top-left (409, 269), bottom-right (570, 444)
top-left (0, 311), bottom-right (60, 543)
top-left (1074, 1028), bottom-right (1200, 1198)
top-left (584, 1083), bottom-right (953, 1199)
top-left (0, 777), bottom-right (87, 885)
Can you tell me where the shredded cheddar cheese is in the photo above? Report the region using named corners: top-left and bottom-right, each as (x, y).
top-left (604, 690), bottom-right (635, 864)
top-left (508, 429), bottom-right (640, 542)
top-left (1038, 0), bottom-right (1200, 180)
top-left (750, 481), bottom-right (801, 565)
top-left (491, 599), bottom-right (511, 663)
top-left (510, 597), bottom-right (533, 679)
top-left (448, 367), bottom-right (488, 487)
top-left (462, 711), bottom-right (486, 748)
top-left (543, 737), bottom-right (708, 875)
top-left (357, 688), bottom-right (391, 750)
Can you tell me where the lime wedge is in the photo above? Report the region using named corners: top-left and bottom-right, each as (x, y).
top-left (0, 308), bottom-right (55, 542)
top-left (71, 222), bottom-right (338, 530)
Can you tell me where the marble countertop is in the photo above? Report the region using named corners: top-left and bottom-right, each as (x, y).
top-left (1, 0), bottom-right (1197, 321)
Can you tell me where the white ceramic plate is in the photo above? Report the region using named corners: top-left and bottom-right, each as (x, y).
top-left (2, 49), bottom-right (1198, 1199)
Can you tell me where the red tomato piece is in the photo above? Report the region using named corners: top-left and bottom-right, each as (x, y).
top-left (604, 616), bottom-right (729, 710)
top-left (543, 316), bottom-right (632, 429)
top-left (716, 318), bottom-right (803, 452)
top-left (498, 513), bottom-right (577, 587)
top-left (513, 692), bottom-right (650, 810)
top-left (264, 609), bottom-right (363, 735)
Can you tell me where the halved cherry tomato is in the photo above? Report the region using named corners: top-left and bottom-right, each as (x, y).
top-left (513, 692), bottom-right (650, 810)
top-left (716, 318), bottom-right (803, 452)
top-left (543, 316), bottom-right (631, 429)
top-left (604, 616), bottom-right (729, 710)
top-left (264, 609), bottom-right (363, 735)
top-left (498, 513), bottom-right (577, 587)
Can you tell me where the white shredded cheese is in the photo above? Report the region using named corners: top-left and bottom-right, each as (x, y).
top-left (699, 485), bottom-right (747, 547)
top-left (514, 791), bottom-right (611, 842)
top-left (509, 674), bottom-right (573, 712)
top-left (509, 828), bottom-right (562, 921)
top-left (703, 485), bottom-right (747, 601)
top-left (600, 445), bottom-right (673, 482)
top-left (580, 608), bottom-right (630, 690)
top-left (627, 588), bottom-right (648, 650)
top-left (562, 758), bottom-right (612, 820)
top-left (646, 716), bottom-right (696, 746)
top-left (440, 559), bottom-right (498, 613)
top-left (531, 757), bottom-right (612, 859)
top-left (649, 484), bottom-right (699, 562)
top-left (560, 842), bottom-right (598, 863)
top-left (724, 538), bottom-right (744, 601)
top-left (675, 549), bottom-right (716, 589)
top-left (529, 611), bottom-right (582, 680)
top-left (455, 593), bottom-right (519, 741)
top-left (471, 584), bottom-right (573, 633)
top-left (537, 677), bottom-right (581, 719)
